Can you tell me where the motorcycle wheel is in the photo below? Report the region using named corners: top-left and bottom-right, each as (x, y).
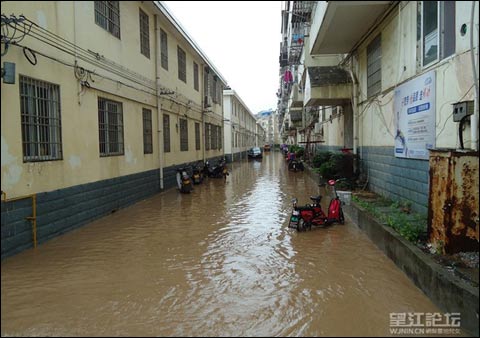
top-left (297, 218), bottom-right (306, 232)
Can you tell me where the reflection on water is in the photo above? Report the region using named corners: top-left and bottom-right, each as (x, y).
top-left (1, 152), bottom-right (441, 336)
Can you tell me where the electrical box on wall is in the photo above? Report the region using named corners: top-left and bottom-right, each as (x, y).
top-left (2, 62), bottom-right (16, 84)
top-left (452, 100), bottom-right (474, 122)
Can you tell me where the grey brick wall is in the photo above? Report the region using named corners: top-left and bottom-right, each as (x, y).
top-left (361, 146), bottom-right (429, 214)
top-left (1, 169), bottom-right (160, 260)
top-left (315, 145), bottom-right (429, 214)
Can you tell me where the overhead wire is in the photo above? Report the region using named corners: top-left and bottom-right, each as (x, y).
top-left (2, 12), bottom-right (210, 114)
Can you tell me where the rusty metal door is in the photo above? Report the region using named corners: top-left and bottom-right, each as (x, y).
top-left (428, 149), bottom-right (479, 254)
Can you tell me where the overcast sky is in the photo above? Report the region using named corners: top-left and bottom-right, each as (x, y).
top-left (162, 1), bottom-right (282, 114)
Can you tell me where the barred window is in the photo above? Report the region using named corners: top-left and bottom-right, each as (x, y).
top-left (205, 123), bottom-right (211, 151)
top-left (217, 83), bottom-right (222, 106)
top-left (211, 124), bottom-right (217, 150)
top-left (139, 9), bottom-right (150, 58)
top-left (160, 29), bottom-right (168, 70)
top-left (20, 76), bottom-right (63, 162)
top-left (180, 118), bottom-right (188, 151)
top-left (98, 97), bottom-right (124, 156)
top-left (142, 108), bottom-right (152, 154)
top-left (195, 122), bottom-right (200, 150)
top-left (211, 76), bottom-right (217, 103)
top-left (204, 67), bottom-right (210, 98)
top-left (163, 114), bottom-right (170, 152)
top-left (217, 125), bottom-right (222, 149)
top-left (177, 46), bottom-right (186, 83)
top-left (94, 1), bottom-right (120, 39)
top-left (193, 62), bottom-right (199, 91)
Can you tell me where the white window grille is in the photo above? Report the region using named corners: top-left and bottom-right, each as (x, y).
top-left (20, 76), bottom-right (63, 162)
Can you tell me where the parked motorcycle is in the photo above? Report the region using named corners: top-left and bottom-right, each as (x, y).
top-left (176, 167), bottom-right (193, 193)
top-left (191, 162), bottom-right (204, 184)
top-left (288, 179), bottom-right (344, 231)
top-left (204, 159), bottom-right (228, 180)
top-left (288, 159), bottom-right (304, 172)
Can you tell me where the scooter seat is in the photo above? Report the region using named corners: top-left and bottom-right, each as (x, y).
top-left (310, 195), bottom-right (322, 202)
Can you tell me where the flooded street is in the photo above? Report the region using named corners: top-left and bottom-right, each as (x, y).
top-left (1, 152), bottom-right (441, 336)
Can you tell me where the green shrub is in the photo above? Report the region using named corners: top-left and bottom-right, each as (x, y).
top-left (312, 151), bottom-right (332, 168)
top-left (319, 161), bottom-right (336, 179)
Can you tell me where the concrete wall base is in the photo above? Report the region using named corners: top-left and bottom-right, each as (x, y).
top-left (344, 202), bottom-right (479, 336)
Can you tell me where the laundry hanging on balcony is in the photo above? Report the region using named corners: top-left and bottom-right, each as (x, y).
top-left (284, 69), bottom-right (293, 84)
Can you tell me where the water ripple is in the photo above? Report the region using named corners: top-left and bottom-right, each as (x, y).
top-left (1, 153), bottom-right (442, 337)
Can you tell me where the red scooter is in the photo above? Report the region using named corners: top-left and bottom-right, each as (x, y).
top-left (288, 179), bottom-right (345, 231)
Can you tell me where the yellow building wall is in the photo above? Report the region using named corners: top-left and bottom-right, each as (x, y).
top-left (1, 1), bottom-right (226, 198)
top-left (356, 1), bottom-right (477, 149)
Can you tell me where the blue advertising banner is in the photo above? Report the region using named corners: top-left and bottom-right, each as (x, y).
top-left (394, 70), bottom-right (436, 159)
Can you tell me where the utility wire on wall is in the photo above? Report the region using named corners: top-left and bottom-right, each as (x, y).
top-left (1, 13), bottom-right (206, 114)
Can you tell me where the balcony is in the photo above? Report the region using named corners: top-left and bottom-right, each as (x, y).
top-left (290, 109), bottom-right (303, 122)
top-left (303, 66), bottom-right (352, 106)
top-left (289, 83), bottom-right (304, 109)
top-left (309, 1), bottom-right (392, 55)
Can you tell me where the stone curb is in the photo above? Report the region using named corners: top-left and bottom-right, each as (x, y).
top-left (344, 202), bottom-right (479, 337)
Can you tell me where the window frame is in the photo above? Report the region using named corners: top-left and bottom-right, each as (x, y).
top-left (139, 8), bottom-right (150, 59)
top-left (94, 1), bottom-right (121, 39)
top-left (160, 29), bottom-right (168, 70)
top-left (142, 108), bottom-right (153, 154)
top-left (163, 114), bottom-right (170, 153)
top-left (420, 1), bottom-right (456, 69)
top-left (177, 46), bottom-right (186, 83)
top-left (180, 118), bottom-right (188, 151)
top-left (195, 122), bottom-right (201, 150)
top-left (193, 62), bottom-right (199, 91)
top-left (19, 75), bottom-right (63, 162)
top-left (367, 34), bottom-right (382, 98)
top-left (98, 97), bottom-right (124, 157)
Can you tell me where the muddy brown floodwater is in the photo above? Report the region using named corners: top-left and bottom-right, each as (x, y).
top-left (1, 152), bottom-right (442, 336)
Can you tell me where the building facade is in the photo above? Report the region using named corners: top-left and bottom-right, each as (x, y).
top-left (1, 1), bottom-right (227, 258)
top-left (223, 89), bottom-right (260, 162)
top-left (278, 1), bottom-right (479, 215)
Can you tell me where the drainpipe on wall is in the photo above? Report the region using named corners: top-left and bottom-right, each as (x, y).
top-left (201, 64), bottom-right (206, 164)
top-left (470, 1), bottom-right (479, 151)
top-left (349, 69), bottom-right (359, 157)
top-left (154, 15), bottom-right (164, 190)
top-left (344, 54), bottom-right (360, 176)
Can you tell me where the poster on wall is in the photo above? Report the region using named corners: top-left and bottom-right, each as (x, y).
top-left (393, 70), bottom-right (436, 160)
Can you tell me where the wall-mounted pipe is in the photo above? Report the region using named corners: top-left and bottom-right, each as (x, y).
top-left (1, 192), bottom-right (38, 248)
top-left (470, 0), bottom-right (479, 151)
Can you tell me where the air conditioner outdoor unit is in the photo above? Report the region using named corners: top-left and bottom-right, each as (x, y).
top-left (204, 96), bottom-right (212, 108)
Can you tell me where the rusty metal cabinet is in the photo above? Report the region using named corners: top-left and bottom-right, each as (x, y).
top-left (428, 149), bottom-right (479, 254)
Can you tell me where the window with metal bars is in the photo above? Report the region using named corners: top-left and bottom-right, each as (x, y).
top-left (139, 9), bottom-right (150, 58)
top-left (193, 62), bottom-right (199, 91)
top-left (211, 76), bottom-right (217, 103)
top-left (204, 67), bottom-right (210, 98)
top-left (195, 122), bottom-right (200, 150)
top-left (205, 123), bottom-right (211, 151)
top-left (217, 125), bottom-right (222, 149)
top-left (94, 1), bottom-right (121, 39)
top-left (163, 114), bottom-right (170, 152)
top-left (142, 108), bottom-right (152, 154)
top-left (160, 29), bottom-right (168, 70)
top-left (20, 76), bottom-right (63, 162)
top-left (180, 118), bottom-right (188, 151)
top-left (217, 83), bottom-right (222, 106)
top-left (178, 46), bottom-right (186, 83)
top-left (211, 124), bottom-right (217, 150)
top-left (98, 97), bottom-right (124, 156)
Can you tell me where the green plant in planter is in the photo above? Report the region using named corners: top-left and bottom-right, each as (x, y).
top-left (312, 151), bottom-right (332, 168)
